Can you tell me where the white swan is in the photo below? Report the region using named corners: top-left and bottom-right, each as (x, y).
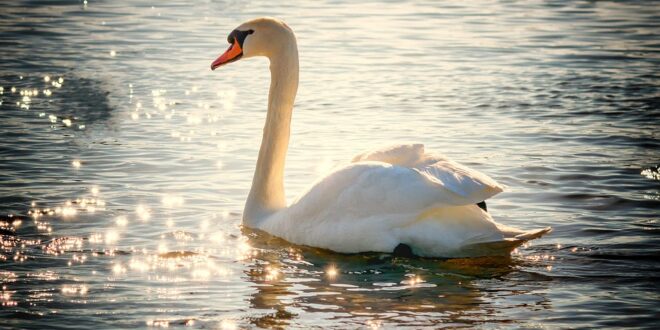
top-left (211, 17), bottom-right (551, 258)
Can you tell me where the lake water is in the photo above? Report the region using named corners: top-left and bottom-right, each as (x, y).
top-left (1, 0), bottom-right (658, 328)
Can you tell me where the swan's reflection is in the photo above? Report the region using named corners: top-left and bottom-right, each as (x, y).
top-left (241, 227), bottom-right (551, 327)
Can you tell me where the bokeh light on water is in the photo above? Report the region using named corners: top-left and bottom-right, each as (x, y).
top-left (1, 0), bottom-right (658, 328)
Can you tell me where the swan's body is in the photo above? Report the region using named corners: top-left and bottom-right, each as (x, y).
top-left (211, 17), bottom-right (550, 258)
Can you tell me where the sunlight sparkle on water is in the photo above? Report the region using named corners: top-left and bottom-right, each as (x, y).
top-left (105, 229), bottom-right (119, 244)
top-left (61, 284), bottom-right (88, 296)
top-left (129, 258), bottom-right (150, 272)
top-left (326, 265), bottom-right (338, 279)
top-left (136, 205), bottom-right (151, 221)
top-left (191, 267), bottom-right (211, 280)
top-left (220, 319), bottom-right (237, 330)
top-left (145, 320), bottom-right (169, 328)
top-left (112, 263), bottom-right (126, 275)
top-left (641, 167), bottom-right (660, 180)
top-left (265, 266), bottom-right (280, 281)
top-left (1, 289), bottom-right (17, 307)
top-left (208, 231), bottom-right (225, 244)
top-left (402, 274), bottom-right (424, 287)
top-left (161, 194), bottom-right (184, 208)
top-left (236, 241), bottom-right (253, 260)
top-left (367, 319), bottom-right (383, 329)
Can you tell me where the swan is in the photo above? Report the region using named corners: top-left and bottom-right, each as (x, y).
top-left (210, 17), bottom-right (551, 258)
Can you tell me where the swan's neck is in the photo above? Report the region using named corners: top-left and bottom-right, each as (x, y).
top-left (244, 43), bottom-right (299, 226)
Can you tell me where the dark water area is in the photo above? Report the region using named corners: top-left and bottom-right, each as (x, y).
top-left (1, 0), bottom-right (659, 328)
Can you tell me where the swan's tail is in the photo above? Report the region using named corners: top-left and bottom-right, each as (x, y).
top-left (515, 226), bottom-right (552, 241)
top-left (462, 227), bottom-right (552, 256)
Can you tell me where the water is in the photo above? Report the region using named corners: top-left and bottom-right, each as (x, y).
top-left (1, 0), bottom-right (658, 328)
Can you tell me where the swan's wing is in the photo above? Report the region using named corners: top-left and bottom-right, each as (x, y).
top-left (280, 161), bottom-right (484, 233)
top-left (415, 154), bottom-right (503, 203)
top-left (352, 143), bottom-right (503, 203)
top-left (264, 162), bottom-right (496, 254)
top-left (261, 161), bottom-right (546, 256)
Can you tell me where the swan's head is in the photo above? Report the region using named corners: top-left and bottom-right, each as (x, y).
top-left (211, 17), bottom-right (295, 70)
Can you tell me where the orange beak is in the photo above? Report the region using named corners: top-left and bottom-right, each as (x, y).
top-left (211, 39), bottom-right (243, 70)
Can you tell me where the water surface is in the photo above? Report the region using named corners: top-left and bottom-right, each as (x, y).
top-left (1, 0), bottom-right (659, 328)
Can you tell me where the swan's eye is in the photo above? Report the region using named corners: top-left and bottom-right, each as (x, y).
top-left (227, 29), bottom-right (254, 48)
